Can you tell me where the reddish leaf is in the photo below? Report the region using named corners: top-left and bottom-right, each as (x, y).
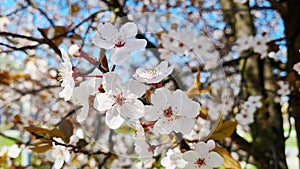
top-left (58, 119), bottom-right (74, 143)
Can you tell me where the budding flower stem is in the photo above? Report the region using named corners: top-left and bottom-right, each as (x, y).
top-left (142, 121), bottom-right (156, 127)
top-left (79, 52), bottom-right (107, 73)
top-left (82, 75), bottom-right (103, 78)
top-left (111, 65), bottom-right (116, 72)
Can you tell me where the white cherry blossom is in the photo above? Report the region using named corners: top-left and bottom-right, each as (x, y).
top-left (161, 147), bottom-right (187, 169)
top-left (0, 144), bottom-right (21, 159)
top-left (236, 34), bottom-right (253, 53)
top-left (46, 138), bottom-right (71, 169)
top-left (145, 87), bottom-right (200, 135)
top-left (182, 141), bottom-right (224, 169)
top-left (134, 61), bottom-right (174, 84)
top-left (235, 96), bottom-right (261, 126)
top-left (94, 72), bottom-right (146, 129)
top-left (92, 22), bottom-right (147, 65)
top-left (130, 121), bottom-right (154, 167)
top-left (252, 35), bottom-right (269, 59)
top-left (0, 17), bottom-right (9, 31)
top-left (236, 111), bottom-right (254, 126)
top-left (73, 69), bottom-right (102, 122)
top-left (274, 81), bottom-right (290, 104)
top-left (58, 49), bottom-right (75, 101)
top-left (234, 0), bottom-right (247, 4)
top-left (293, 62), bottom-right (300, 75)
top-left (68, 44), bottom-right (81, 57)
top-left (246, 96), bottom-right (262, 109)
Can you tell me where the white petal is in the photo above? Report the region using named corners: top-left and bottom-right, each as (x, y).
top-left (7, 145), bottom-right (20, 158)
top-left (170, 90), bottom-right (200, 117)
top-left (98, 22), bottom-right (118, 42)
top-left (119, 22), bottom-right (138, 39)
top-left (157, 61), bottom-right (168, 69)
top-left (92, 38), bottom-right (115, 49)
top-left (183, 163), bottom-right (197, 169)
top-left (63, 150), bottom-right (71, 162)
top-left (60, 49), bottom-right (70, 63)
top-left (73, 81), bottom-right (89, 102)
top-left (110, 48), bottom-right (131, 65)
top-left (76, 105), bottom-right (89, 123)
top-left (195, 142), bottom-right (209, 156)
top-left (53, 157), bottom-right (64, 169)
top-left (94, 93), bottom-right (114, 111)
top-left (151, 87), bottom-right (171, 108)
top-left (102, 72), bottom-right (123, 93)
top-left (144, 106), bottom-right (160, 121)
top-left (182, 151), bottom-right (198, 162)
top-left (87, 69), bottom-right (103, 95)
top-left (59, 84), bottom-right (74, 102)
top-left (106, 107), bottom-right (125, 129)
top-left (154, 119), bottom-right (176, 134)
top-left (173, 118), bottom-right (194, 135)
top-left (206, 152), bottom-right (224, 167)
top-left (126, 79), bottom-right (146, 97)
top-left (206, 140), bottom-right (216, 151)
top-left (68, 44), bottom-right (81, 57)
top-left (125, 39), bottom-right (147, 50)
top-left (120, 99), bottom-right (145, 119)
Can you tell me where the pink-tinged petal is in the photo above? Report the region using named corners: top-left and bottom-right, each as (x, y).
top-left (125, 39), bottom-right (147, 50)
top-left (126, 79), bottom-right (147, 98)
top-left (151, 87), bottom-right (171, 108)
top-left (110, 48), bottom-right (131, 65)
top-left (182, 151), bottom-right (198, 162)
top-left (53, 157), bottom-right (64, 169)
top-left (106, 107), bottom-right (125, 129)
top-left (102, 72), bottom-right (123, 93)
top-left (144, 105), bottom-right (160, 121)
top-left (173, 118), bottom-right (194, 135)
top-left (92, 38), bottom-right (114, 49)
top-left (119, 99), bottom-right (145, 119)
top-left (119, 22), bottom-right (138, 38)
top-left (206, 152), bottom-right (224, 167)
top-left (94, 93), bottom-right (114, 111)
top-left (97, 22), bottom-right (118, 42)
top-left (206, 140), bottom-right (216, 151)
top-left (195, 142), bottom-right (209, 156)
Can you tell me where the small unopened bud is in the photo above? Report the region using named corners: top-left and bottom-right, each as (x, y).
top-left (68, 44), bottom-right (81, 57)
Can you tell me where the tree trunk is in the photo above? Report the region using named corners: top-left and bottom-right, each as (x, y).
top-left (220, 0), bottom-right (288, 168)
top-left (283, 0), bottom-right (300, 168)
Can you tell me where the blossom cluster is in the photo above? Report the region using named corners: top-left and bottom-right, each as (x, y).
top-left (235, 96), bottom-right (262, 126)
top-left (235, 33), bottom-right (270, 59)
top-left (55, 21), bottom-right (228, 169)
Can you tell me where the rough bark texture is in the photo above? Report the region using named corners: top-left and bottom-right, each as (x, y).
top-left (220, 0), bottom-right (288, 168)
top-left (283, 1), bottom-right (300, 168)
